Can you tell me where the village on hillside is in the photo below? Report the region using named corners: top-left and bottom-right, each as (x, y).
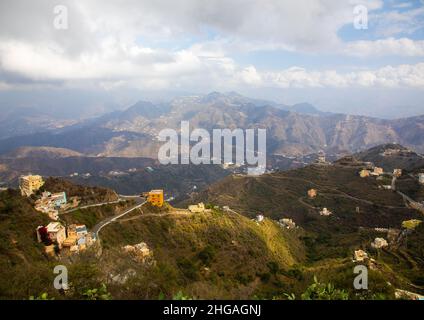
top-left (19, 149), bottom-right (424, 263)
top-left (19, 175), bottom-right (229, 259)
top-left (19, 175), bottom-right (97, 257)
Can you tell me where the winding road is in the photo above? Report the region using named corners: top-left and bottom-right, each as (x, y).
top-left (92, 198), bottom-right (146, 237)
top-left (63, 199), bottom-right (124, 214)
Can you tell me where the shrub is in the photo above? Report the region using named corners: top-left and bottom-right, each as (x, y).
top-left (300, 276), bottom-right (349, 300)
top-left (284, 276), bottom-right (349, 300)
top-left (197, 245), bottom-right (216, 266)
top-left (267, 261), bottom-right (279, 275)
top-left (177, 257), bottom-right (198, 281)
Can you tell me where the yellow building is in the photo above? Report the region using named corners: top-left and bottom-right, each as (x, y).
top-left (359, 169), bottom-right (370, 178)
top-left (19, 175), bottom-right (44, 196)
top-left (144, 189), bottom-right (164, 207)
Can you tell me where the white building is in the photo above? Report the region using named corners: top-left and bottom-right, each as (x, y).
top-left (188, 202), bottom-right (205, 213)
top-left (353, 250), bottom-right (369, 262)
top-left (419, 173), bottom-right (424, 185)
top-left (319, 207), bottom-right (333, 216)
top-left (371, 167), bottom-right (384, 176)
top-left (371, 237), bottom-right (388, 249)
top-left (393, 169), bottom-right (402, 177)
top-left (46, 222), bottom-right (66, 247)
top-left (279, 218), bottom-right (296, 229)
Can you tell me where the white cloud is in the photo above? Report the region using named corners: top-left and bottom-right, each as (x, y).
top-left (261, 63), bottom-right (424, 88)
top-left (0, 0), bottom-right (423, 93)
top-left (1, 36), bottom-right (423, 91)
top-left (370, 6), bottom-right (424, 37)
top-left (345, 37), bottom-right (424, 57)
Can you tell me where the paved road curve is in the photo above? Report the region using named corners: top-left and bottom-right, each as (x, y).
top-left (92, 198), bottom-right (146, 238)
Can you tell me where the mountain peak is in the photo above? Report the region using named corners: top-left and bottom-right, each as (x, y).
top-left (290, 102), bottom-right (322, 115)
top-left (120, 100), bottom-right (170, 119)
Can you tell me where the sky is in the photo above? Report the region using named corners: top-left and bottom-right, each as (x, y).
top-left (0, 0), bottom-right (423, 119)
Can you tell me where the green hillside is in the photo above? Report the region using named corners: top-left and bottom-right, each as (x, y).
top-left (99, 208), bottom-right (306, 299)
top-left (0, 189), bottom-right (55, 299)
top-left (184, 162), bottom-right (424, 296)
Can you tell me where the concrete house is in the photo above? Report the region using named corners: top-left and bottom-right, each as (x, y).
top-left (188, 202), bottom-right (205, 213)
top-left (144, 189), bottom-right (164, 207)
top-left (371, 237), bottom-right (388, 249)
top-left (50, 192), bottom-right (67, 208)
top-left (19, 175), bottom-right (44, 196)
top-left (359, 169), bottom-right (370, 178)
top-left (307, 189), bottom-right (317, 199)
top-left (393, 169), bottom-right (402, 177)
top-left (320, 207), bottom-right (333, 216)
top-left (279, 218), bottom-right (296, 229)
top-left (419, 173), bottom-right (424, 185)
top-left (353, 250), bottom-right (369, 262)
top-left (46, 222), bottom-right (66, 247)
top-left (372, 167), bottom-right (384, 176)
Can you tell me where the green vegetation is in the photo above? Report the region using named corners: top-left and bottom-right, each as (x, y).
top-left (283, 276), bottom-right (349, 300)
top-left (41, 177), bottom-right (119, 205)
top-left (1, 159), bottom-right (423, 300)
top-left (29, 293), bottom-right (54, 300)
top-left (82, 284), bottom-right (112, 300)
top-left (0, 187), bottom-right (117, 300)
top-left (402, 219), bottom-right (422, 230)
top-left (187, 163), bottom-right (424, 297)
top-left (100, 209), bottom-right (305, 299)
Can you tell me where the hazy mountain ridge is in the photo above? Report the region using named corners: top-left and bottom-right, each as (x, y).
top-left (2, 146), bottom-right (84, 159)
top-left (0, 92), bottom-right (423, 158)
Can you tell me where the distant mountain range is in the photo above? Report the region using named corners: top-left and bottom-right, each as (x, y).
top-left (0, 92), bottom-right (423, 159)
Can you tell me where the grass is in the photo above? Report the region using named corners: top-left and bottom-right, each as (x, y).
top-left (99, 209), bottom-right (305, 299)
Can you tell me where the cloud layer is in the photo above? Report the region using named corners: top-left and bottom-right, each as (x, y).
top-left (0, 0), bottom-right (423, 92)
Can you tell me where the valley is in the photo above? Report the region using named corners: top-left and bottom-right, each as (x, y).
top-left (0, 143), bottom-right (423, 300)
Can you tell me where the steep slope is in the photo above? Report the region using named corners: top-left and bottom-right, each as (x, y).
top-left (183, 159), bottom-right (424, 293)
top-left (99, 207), bottom-right (306, 299)
top-left (0, 186), bottom-right (305, 300)
top-left (0, 189), bottom-right (53, 299)
top-left (0, 185), bottom-right (135, 299)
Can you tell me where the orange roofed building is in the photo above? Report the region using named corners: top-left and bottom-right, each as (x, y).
top-left (144, 189), bottom-right (164, 207)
